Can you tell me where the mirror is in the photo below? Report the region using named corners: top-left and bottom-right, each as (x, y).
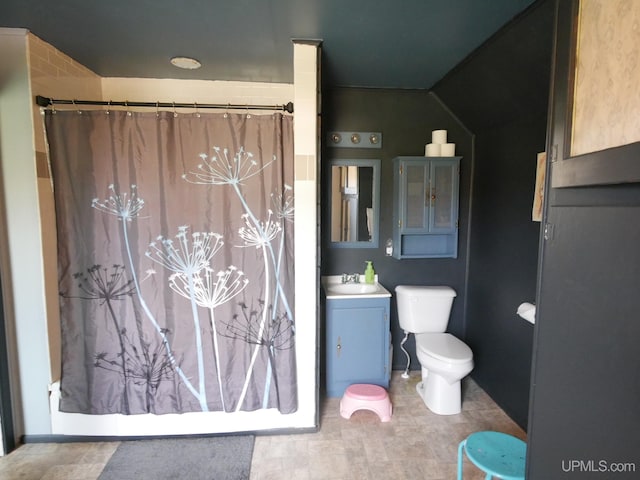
top-left (329, 159), bottom-right (380, 248)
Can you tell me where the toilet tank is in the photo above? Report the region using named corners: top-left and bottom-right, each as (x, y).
top-left (395, 285), bottom-right (456, 333)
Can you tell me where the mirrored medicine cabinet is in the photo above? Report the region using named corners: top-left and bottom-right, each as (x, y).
top-left (328, 158), bottom-right (380, 248)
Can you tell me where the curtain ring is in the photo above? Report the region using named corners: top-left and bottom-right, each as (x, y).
top-left (72, 99), bottom-right (82, 115)
top-left (194, 101), bottom-right (200, 118)
top-left (156, 101), bottom-right (160, 118)
top-left (125, 100), bottom-right (132, 116)
top-left (245, 104), bottom-right (251, 119)
top-left (105, 100), bottom-right (111, 115)
top-left (173, 102), bottom-right (178, 118)
top-left (223, 103), bottom-right (229, 118)
top-left (51, 99), bottom-right (57, 114)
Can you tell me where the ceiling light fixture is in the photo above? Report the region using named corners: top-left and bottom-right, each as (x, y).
top-left (170, 56), bottom-right (202, 70)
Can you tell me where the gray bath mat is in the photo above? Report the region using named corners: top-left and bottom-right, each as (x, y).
top-left (98, 435), bottom-right (254, 480)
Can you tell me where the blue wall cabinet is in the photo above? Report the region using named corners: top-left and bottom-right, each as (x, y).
top-left (325, 297), bottom-right (391, 397)
top-left (392, 156), bottom-right (461, 258)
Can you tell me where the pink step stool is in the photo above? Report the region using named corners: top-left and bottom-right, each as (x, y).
top-left (340, 384), bottom-right (392, 422)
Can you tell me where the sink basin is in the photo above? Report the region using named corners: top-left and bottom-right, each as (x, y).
top-left (326, 283), bottom-right (379, 295)
top-left (321, 275), bottom-right (391, 299)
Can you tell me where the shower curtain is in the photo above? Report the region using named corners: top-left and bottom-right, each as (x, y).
top-left (44, 109), bottom-right (296, 415)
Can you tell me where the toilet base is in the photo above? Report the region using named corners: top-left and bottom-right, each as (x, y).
top-left (416, 373), bottom-right (462, 415)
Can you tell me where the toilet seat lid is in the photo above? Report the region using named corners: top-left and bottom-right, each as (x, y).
top-left (416, 333), bottom-right (472, 364)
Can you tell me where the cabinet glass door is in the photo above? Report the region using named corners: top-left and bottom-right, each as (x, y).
top-left (404, 163), bottom-right (428, 230)
top-left (429, 160), bottom-right (458, 233)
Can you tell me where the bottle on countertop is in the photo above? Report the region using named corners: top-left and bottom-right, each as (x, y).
top-left (364, 260), bottom-right (375, 284)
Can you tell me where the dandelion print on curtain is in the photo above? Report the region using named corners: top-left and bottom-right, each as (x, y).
top-left (45, 109), bottom-right (296, 415)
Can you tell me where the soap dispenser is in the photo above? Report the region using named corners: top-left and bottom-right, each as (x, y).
top-left (364, 261), bottom-right (375, 284)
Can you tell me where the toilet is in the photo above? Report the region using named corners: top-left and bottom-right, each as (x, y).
top-left (395, 285), bottom-right (473, 415)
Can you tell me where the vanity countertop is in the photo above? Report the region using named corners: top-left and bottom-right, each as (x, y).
top-left (321, 275), bottom-right (391, 299)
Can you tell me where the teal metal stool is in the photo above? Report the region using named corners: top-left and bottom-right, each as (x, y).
top-left (457, 431), bottom-right (526, 479)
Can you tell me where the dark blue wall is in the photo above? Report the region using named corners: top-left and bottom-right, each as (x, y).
top-left (321, 88), bottom-right (473, 371)
top-left (431, 0), bottom-right (554, 429)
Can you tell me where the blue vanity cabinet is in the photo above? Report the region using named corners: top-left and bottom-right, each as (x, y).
top-left (325, 296), bottom-right (391, 397)
top-left (392, 156), bottom-right (461, 259)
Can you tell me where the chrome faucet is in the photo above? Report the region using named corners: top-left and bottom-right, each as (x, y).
top-left (341, 273), bottom-right (360, 284)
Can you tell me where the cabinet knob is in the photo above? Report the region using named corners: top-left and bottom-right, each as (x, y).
top-left (337, 336), bottom-right (342, 357)
top-left (426, 192), bottom-right (436, 204)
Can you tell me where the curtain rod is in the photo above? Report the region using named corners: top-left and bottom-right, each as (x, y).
top-left (35, 95), bottom-right (294, 114)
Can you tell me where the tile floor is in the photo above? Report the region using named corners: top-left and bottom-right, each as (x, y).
top-left (0, 371), bottom-right (525, 479)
